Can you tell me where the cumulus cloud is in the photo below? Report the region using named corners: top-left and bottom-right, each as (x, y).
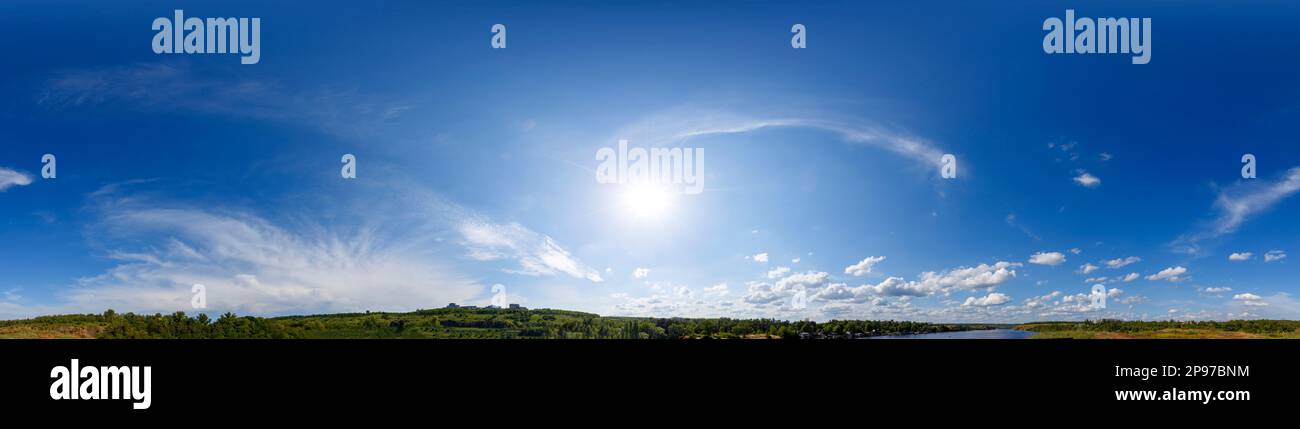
top-left (913, 261), bottom-right (1021, 294)
top-left (1228, 252), bottom-right (1253, 261)
top-left (751, 252), bottom-right (769, 263)
top-left (859, 277), bottom-right (931, 297)
top-left (812, 282), bottom-right (871, 303)
top-left (1202, 287), bottom-right (1233, 294)
top-left (1265, 250), bottom-right (1287, 263)
top-left (1103, 256), bottom-right (1141, 269)
top-left (774, 271), bottom-right (830, 293)
top-left (844, 256), bottom-right (886, 276)
top-left (703, 284), bottom-right (729, 297)
top-left (1073, 171), bottom-right (1101, 188)
top-left (0, 168), bottom-right (33, 192)
top-left (1028, 251), bottom-right (1066, 266)
top-left (1121, 272), bottom-right (1139, 282)
top-left (846, 261), bottom-right (1022, 299)
top-left (1078, 263), bottom-right (1100, 274)
top-left (632, 268), bottom-right (650, 279)
top-left (1146, 266), bottom-right (1188, 282)
top-left (766, 266), bottom-right (791, 279)
top-left (962, 293), bottom-right (1011, 307)
top-left (1233, 293), bottom-right (1267, 307)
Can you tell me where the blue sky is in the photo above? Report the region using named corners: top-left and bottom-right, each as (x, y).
top-left (2, 0), bottom-right (1299, 322)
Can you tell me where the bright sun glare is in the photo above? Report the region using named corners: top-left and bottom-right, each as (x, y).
top-left (620, 184), bottom-right (674, 220)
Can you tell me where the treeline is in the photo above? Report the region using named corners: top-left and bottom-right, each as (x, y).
top-left (5, 308), bottom-right (997, 339)
top-left (1019, 319), bottom-right (1300, 334)
top-left (97, 310), bottom-right (303, 339)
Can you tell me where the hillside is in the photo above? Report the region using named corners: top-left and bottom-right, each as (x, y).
top-left (1016, 320), bottom-right (1300, 339)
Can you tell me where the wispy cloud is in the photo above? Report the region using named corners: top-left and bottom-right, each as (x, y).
top-left (1176, 167), bottom-right (1300, 252)
top-left (458, 220), bottom-right (604, 283)
top-left (48, 196), bottom-right (481, 318)
top-left (0, 167), bottom-right (33, 192)
top-left (0, 180), bottom-right (604, 318)
top-left (610, 107), bottom-right (947, 169)
top-left (39, 62), bottom-right (413, 138)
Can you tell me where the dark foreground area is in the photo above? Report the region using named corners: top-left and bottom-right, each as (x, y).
top-left (0, 339), bottom-right (1292, 420)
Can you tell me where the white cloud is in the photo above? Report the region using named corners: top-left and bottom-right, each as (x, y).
top-left (844, 256), bottom-right (886, 276)
top-left (1265, 250), bottom-right (1287, 263)
top-left (1028, 251), bottom-right (1066, 266)
top-left (774, 271), bottom-right (830, 293)
top-left (41, 63), bottom-right (414, 138)
top-left (909, 261), bottom-right (1021, 295)
top-left (460, 221), bottom-right (603, 282)
top-left (0, 168), bottom-right (33, 192)
top-left (812, 282), bottom-right (872, 303)
top-left (611, 106), bottom-right (948, 170)
top-left (703, 284), bottom-right (729, 297)
top-left (1121, 272), bottom-right (1139, 282)
top-left (1177, 167), bottom-right (1300, 249)
top-left (632, 268), bottom-right (650, 279)
top-left (1024, 291), bottom-right (1061, 308)
top-left (1146, 266), bottom-right (1188, 282)
top-left (1228, 252), bottom-right (1253, 261)
top-left (962, 293), bottom-right (1011, 307)
top-left (1073, 171), bottom-right (1101, 188)
top-left (1233, 293), bottom-right (1267, 307)
top-left (791, 257), bottom-right (801, 264)
top-left (1202, 287), bottom-right (1233, 294)
top-left (858, 277), bottom-right (929, 297)
top-left (1103, 256), bottom-right (1141, 269)
top-left (1078, 263), bottom-right (1100, 274)
top-left (766, 266), bottom-right (791, 279)
top-left (1216, 168), bottom-right (1300, 233)
top-left (751, 252), bottom-right (769, 263)
top-left (40, 202), bottom-right (482, 318)
top-left (1069, 248), bottom-right (1082, 254)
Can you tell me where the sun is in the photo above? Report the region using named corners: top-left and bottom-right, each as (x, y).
top-left (619, 183), bottom-right (674, 220)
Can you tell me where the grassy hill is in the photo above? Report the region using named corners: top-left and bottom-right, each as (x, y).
top-left (0, 308), bottom-right (998, 339)
top-left (1016, 320), bottom-right (1300, 339)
